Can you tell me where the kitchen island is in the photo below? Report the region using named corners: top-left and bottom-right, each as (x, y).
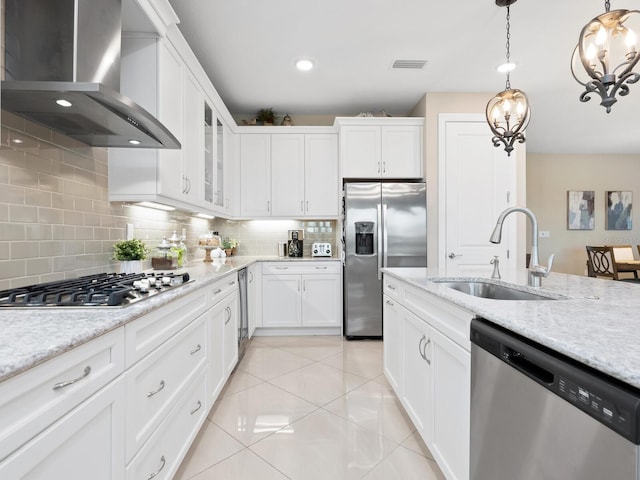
top-left (381, 267), bottom-right (640, 480)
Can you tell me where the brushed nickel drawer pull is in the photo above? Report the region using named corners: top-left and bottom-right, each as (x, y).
top-left (190, 344), bottom-right (202, 355)
top-left (147, 456), bottom-right (166, 479)
top-left (53, 366), bottom-right (91, 391)
top-left (315, 266), bottom-right (328, 270)
top-left (387, 284), bottom-right (396, 290)
top-left (190, 400), bottom-right (202, 415)
top-left (147, 380), bottom-right (166, 398)
top-left (386, 300), bottom-right (394, 306)
top-left (213, 288), bottom-right (222, 294)
top-left (275, 266), bottom-right (288, 270)
top-left (229, 280), bottom-right (236, 286)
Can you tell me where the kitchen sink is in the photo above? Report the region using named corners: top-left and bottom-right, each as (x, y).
top-left (433, 280), bottom-right (559, 301)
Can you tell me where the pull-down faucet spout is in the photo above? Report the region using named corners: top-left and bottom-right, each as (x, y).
top-left (489, 207), bottom-right (554, 287)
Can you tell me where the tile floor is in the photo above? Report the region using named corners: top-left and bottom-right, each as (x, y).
top-left (174, 336), bottom-right (446, 480)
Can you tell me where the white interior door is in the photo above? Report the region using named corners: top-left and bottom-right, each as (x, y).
top-left (439, 115), bottom-right (516, 277)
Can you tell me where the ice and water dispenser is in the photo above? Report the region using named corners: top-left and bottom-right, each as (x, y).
top-left (355, 222), bottom-right (374, 255)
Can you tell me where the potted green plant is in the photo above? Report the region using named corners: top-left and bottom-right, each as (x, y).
top-left (222, 238), bottom-right (239, 256)
top-left (255, 107), bottom-right (279, 126)
top-left (113, 238), bottom-right (148, 274)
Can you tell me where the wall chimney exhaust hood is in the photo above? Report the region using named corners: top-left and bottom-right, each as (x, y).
top-left (1, 0), bottom-right (180, 149)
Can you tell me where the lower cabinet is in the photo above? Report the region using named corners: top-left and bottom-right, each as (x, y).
top-left (0, 377), bottom-right (125, 480)
top-left (247, 262), bottom-right (261, 336)
top-left (261, 262), bottom-right (341, 330)
top-left (383, 275), bottom-right (471, 480)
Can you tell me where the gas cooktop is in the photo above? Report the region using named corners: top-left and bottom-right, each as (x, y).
top-left (0, 272), bottom-right (191, 308)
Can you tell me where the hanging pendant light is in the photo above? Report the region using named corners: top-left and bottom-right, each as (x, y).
top-left (571, 1), bottom-right (640, 113)
top-left (486, 0), bottom-right (530, 157)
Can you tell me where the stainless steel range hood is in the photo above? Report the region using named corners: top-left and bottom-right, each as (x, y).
top-left (1, 0), bottom-right (180, 149)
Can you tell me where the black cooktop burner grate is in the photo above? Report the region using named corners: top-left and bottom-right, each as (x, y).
top-left (0, 272), bottom-right (191, 307)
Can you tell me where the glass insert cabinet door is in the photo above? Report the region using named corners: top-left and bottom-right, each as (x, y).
top-left (203, 101), bottom-right (225, 209)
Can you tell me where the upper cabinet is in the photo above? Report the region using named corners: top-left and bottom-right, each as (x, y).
top-left (239, 130), bottom-right (339, 219)
top-left (336, 117), bottom-right (424, 180)
top-left (109, 27), bottom-right (235, 216)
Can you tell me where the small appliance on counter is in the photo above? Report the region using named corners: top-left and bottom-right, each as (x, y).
top-left (312, 242), bottom-right (332, 257)
top-left (288, 230), bottom-right (303, 257)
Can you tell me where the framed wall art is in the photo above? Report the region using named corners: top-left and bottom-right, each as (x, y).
top-left (606, 191), bottom-right (632, 230)
top-left (567, 190), bottom-right (595, 230)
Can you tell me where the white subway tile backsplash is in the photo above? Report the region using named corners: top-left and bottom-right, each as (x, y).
top-left (26, 257), bottom-right (52, 276)
top-left (9, 205), bottom-right (38, 223)
top-left (39, 207), bottom-right (64, 225)
top-left (0, 223), bottom-right (25, 241)
top-left (40, 241), bottom-right (64, 257)
top-left (25, 152), bottom-right (53, 174)
top-left (11, 242), bottom-right (40, 259)
top-left (0, 260), bottom-right (26, 280)
top-left (25, 224), bottom-right (52, 241)
top-left (25, 189), bottom-right (52, 207)
top-left (9, 166), bottom-right (38, 188)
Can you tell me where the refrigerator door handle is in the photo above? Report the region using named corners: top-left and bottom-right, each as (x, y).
top-left (377, 203), bottom-right (383, 280)
top-left (382, 204), bottom-right (388, 270)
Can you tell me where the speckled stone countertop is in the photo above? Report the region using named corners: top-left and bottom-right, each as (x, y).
top-left (383, 267), bottom-right (640, 389)
top-left (0, 256), bottom-right (340, 383)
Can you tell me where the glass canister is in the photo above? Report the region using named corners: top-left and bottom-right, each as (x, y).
top-left (151, 236), bottom-right (177, 270)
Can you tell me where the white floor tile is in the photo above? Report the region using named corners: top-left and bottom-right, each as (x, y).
top-left (269, 361), bottom-right (369, 406)
top-left (401, 430), bottom-right (435, 460)
top-left (221, 369), bottom-right (264, 397)
top-left (320, 345), bottom-right (383, 379)
top-left (173, 420), bottom-right (244, 480)
top-left (250, 409), bottom-right (397, 480)
top-left (209, 382), bottom-right (317, 446)
top-left (361, 445), bottom-right (446, 480)
top-left (187, 449), bottom-right (290, 480)
top-left (239, 345), bottom-right (314, 380)
top-left (323, 380), bottom-right (416, 444)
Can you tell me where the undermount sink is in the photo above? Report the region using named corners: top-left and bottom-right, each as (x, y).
top-left (433, 280), bottom-right (559, 301)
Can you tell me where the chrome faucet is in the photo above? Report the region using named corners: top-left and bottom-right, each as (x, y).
top-left (489, 207), bottom-right (554, 287)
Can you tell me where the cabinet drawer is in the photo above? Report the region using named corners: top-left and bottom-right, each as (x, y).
top-left (208, 273), bottom-right (238, 305)
top-left (262, 261), bottom-right (340, 275)
top-left (125, 314), bottom-right (206, 461)
top-left (126, 367), bottom-right (207, 480)
top-left (383, 276), bottom-right (403, 301)
top-left (0, 328), bottom-right (125, 461)
top-left (125, 288), bottom-right (207, 366)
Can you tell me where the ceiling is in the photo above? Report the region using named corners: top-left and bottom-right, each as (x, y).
top-left (166, 0), bottom-right (640, 155)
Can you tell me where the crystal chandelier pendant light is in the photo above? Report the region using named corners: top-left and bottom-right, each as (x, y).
top-left (486, 0), bottom-right (531, 157)
top-left (571, 0), bottom-right (640, 113)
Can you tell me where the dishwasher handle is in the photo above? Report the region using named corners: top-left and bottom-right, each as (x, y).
top-left (504, 347), bottom-right (554, 385)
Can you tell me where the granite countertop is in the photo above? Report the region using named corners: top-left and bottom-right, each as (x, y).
top-left (0, 255), bottom-right (341, 383)
top-left (383, 267), bottom-right (640, 390)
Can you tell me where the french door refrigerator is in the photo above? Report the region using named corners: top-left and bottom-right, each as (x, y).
top-left (343, 182), bottom-right (427, 339)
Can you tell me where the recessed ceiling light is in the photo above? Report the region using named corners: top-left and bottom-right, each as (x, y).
top-left (56, 99), bottom-right (73, 108)
top-left (497, 62), bottom-right (517, 73)
top-left (295, 59), bottom-right (314, 71)
top-left (128, 139), bottom-right (141, 145)
top-left (136, 201), bottom-right (175, 211)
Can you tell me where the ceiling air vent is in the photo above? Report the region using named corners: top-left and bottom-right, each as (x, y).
top-left (392, 59), bottom-right (427, 69)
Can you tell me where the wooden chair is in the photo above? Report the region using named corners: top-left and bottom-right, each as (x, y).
top-left (586, 246), bottom-right (640, 283)
top-left (610, 245), bottom-right (639, 279)
top-left (585, 246), bottom-right (618, 279)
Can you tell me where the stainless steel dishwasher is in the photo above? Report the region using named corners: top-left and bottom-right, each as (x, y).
top-left (237, 267), bottom-right (249, 362)
top-left (470, 318), bottom-right (640, 480)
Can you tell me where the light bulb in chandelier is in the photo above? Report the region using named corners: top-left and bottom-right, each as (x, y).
top-left (571, 3), bottom-right (640, 113)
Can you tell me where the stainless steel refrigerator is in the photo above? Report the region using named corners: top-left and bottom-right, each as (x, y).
top-left (343, 182), bottom-right (427, 339)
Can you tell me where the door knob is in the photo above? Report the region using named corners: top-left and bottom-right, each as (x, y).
top-left (448, 253), bottom-right (462, 259)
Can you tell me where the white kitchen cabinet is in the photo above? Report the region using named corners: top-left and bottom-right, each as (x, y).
top-left (304, 134), bottom-right (340, 216)
top-left (383, 274), bottom-right (471, 480)
top-left (261, 262), bottom-right (341, 331)
top-left (222, 291), bottom-right (239, 377)
top-left (240, 131), bottom-right (339, 218)
top-left (382, 294), bottom-right (403, 393)
top-left (0, 376), bottom-right (125, 480)
top-left (271, 134), bottom-right (305, 216)
top-left (178, 69), bottom-right (203, 204)
top-left (203, 102), bottom-right (233, 215)
top-left (248, 262), bottom-right (262, 335)
top-left (337, 118), bottom-right (424, 179)
top-left (240, 134), bottom-right (272, 217)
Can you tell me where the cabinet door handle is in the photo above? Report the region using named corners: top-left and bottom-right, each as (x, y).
top-left (386, 299), bottom-right (394, 306)
top-left (377, 161), bottom-right (381, 173)
top-left (267, 200), bottom-right (270, 212)
top-left (306, 200), bottom-right (309, 212)
top-left (147, 380), bottom-right (166, 398)
top-left (423, 338), bottom-right (432, 365)
top-left (147, 456), bottom-right (166, 480)
top-left (383, 161), bottom-right (386, 173)
top-left (53, 366), bottom-right (91, 391)
top-left (225, 306), bottom-right (232, 324)
top-left (301, 201), bottom-right (304, 212)
top-left (249, 271), bottom-right (254, 283)
top-left (303, 280), bottom-right (306, 291)
top-left (213, 288), bottom-right (222, 295)
top-left (418, 335), bottom-right (426, 361)
top-left (190, 344), bottom-right (202, 355)
top-left (190, 400), bottom-right (202, 415)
